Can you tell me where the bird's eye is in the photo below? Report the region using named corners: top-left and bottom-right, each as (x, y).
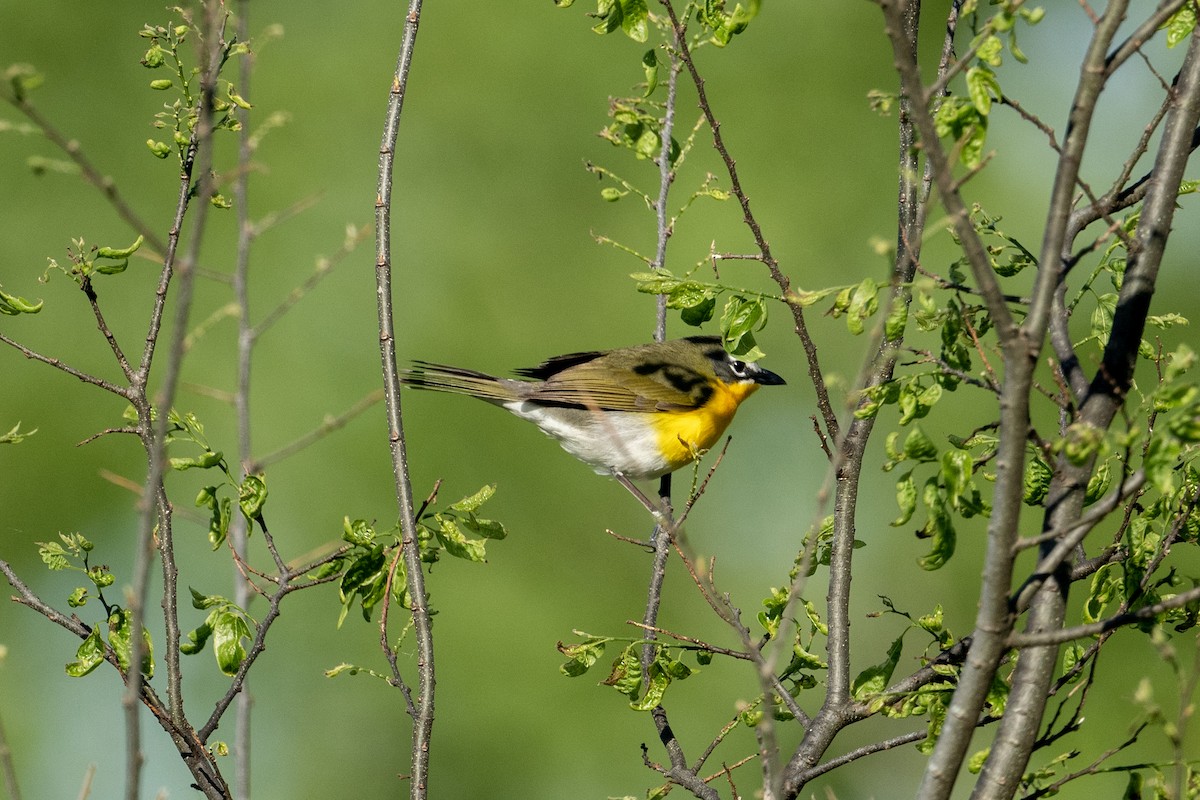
top-left (729, 359), bottom-right (748, 376)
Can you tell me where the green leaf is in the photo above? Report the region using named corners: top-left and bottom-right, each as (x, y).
top-left (789, 287), bottom-right (837, 308)
top-left (1061, 642), bottom-right (1086, 682)
top-left (340, 548), bottom-right (386, 602)
top-left (37, 541), bottom-right (70, 571)
top-left (0, 287), bottom-right (44, 315)
top-left (93, 258), bottom-right (128, 276)
top-left (791, 640), bottom-right (826, 670)
top-left (603, 643), bottom-right (644, 699)
top-left (450, 484), bottom-right (495, 513)
top-left (918, 479), bottom-right (957, 570)
top-left (851, 633), bottom-right (904, 700)
top-left (845, 278), bottom-right (880, 335)
top-left (620, 0), bottom-right (649, 42)
top-left (680, 294), bottom-right (716, 326)
top-left (1167, 403), bottom-right (1200, 442)
top-left (107, 608), bottom-right (154, 677)
top-left (892, 471), bottom-right (917, 527)
top-left (1165, 3), bottom-right (1197, 48)
top-left (940, 447), bottom-right (973, 506)
top-left (96, 235), bottom-right (144, 260)
top-left (146, 139), bottom-right (172, 158)
top-left (1083, 459), bottom-right (1112, 505)
top-left (433, 515), bottom-right (487, 562)
top-left (461, 514), bottom-right (508, 540)
top-left (1023, 454), bottom-right (1052, 505)
top-left (169, 450), bottom-right (224, 471)
top-left (902, 426), bottom-right (939, 462)
top-left (721, 295), bottom-right (767, 359)
top-left (856, 380), bottom-right (901, 421)
top-left (1084, 564), bottom-right (1121, 623)
top-left (87, 564), bottom-right (114, 588)
top-left (917, 605), bottom-right (945, 637)
top-left (933, 95), bottom-right (988, 167)
top-left (196, 486), bottom-right (232, 550)
top-left (696, 0), bottom-right (760, 46)
top-left (1060, 422), bottom-right (1105, 467)
top-left (899, 382), bottom-right (942, 425)
top-left (68, 587), bottom-right (89, 607)
top-left (641, 48), bottom-right (658, 97)
top-left (965, 65), bottom-right (1000, 115)
top-left (1144, 435), bottom-right (1182, 494)
top-left (631, 270), bottom-right (681, 295)
top-left (65, 627), bottom-right (106, 677)
top-left (141, 44), bottom-right (166, 68)
top-left (213, 610), bottom-right (252, 676)
top-left (884, 299), bottom-right (908, 341)
top-left (342, 517), bottom-right (376, 546)
top-left (1090, 292), bottom-right (1117, 341)
top-left (558, 635), bottom-right (608, 677)
top-left (664, 281), bottom-right (713, 311)
top-left (189, 586), bottom-right (229, 610)
top-left (238, 474), bottom-right (268, 521)
top-left (975, 33), bottom-right (1003, 66)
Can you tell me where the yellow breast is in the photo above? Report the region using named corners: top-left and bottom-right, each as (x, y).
top-left (652, 380), bottom-right (760, 470)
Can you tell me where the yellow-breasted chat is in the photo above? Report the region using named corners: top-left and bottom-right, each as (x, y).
top-left (399, 335), bottom-right (785, 480)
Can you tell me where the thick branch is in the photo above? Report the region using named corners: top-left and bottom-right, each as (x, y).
top-left (973, 12), bottom-right (1200, 800)
top-left (782, 3), bottom-right (941, 796)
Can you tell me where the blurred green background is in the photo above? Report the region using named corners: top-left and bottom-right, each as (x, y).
top-left (1, 2), bottom-right (1197, 798)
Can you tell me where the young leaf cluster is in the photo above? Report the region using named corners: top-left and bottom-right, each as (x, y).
top-left (0, 421), bottom-right (37, 443)
top-left (557, 632), bottom-right (699, 712)
top-left (931, 3), bottom-right (1045, 168)
top-left (36, 533), bottom-right (155, 679)
top-left (139, 13), bottom-right (250, 209)
top-left (331, 485), bottom-right (509, 629)
top-left (631, 268), bottom-right (774, 358)
top-left (123, 407), bottom-right (268, 550)
top-left (41, 235), bottom-right (145, 286)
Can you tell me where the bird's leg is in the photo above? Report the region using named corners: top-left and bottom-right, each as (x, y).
top-left (613, 472), bottom-right (669, 530)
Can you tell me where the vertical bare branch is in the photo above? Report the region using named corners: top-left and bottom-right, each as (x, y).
top-left (634, 18), bottom-right (719, 798)
top-left (123, 6), bottom-right (227, 799)
top-left (373, 2), bottom-right (433, 797)
top-left (231, 1), bottom-right (256, 796)
top-left (782, 2), bottom-right (942, 795)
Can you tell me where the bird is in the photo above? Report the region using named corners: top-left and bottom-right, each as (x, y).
top-left (399, 335), bottom-right (785, 481)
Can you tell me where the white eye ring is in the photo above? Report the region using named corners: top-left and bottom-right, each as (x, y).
top-left (729, 359), bottom-right (748, 377)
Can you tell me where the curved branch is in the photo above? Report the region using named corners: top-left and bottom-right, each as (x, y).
top-left (372, 3), bottom-right (433, 798)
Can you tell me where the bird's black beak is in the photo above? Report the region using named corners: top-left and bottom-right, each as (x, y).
top-left (752, 366), bottom-right (786, 386)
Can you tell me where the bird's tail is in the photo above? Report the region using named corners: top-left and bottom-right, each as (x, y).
top-left (399, 362), bottom-right (520, 405)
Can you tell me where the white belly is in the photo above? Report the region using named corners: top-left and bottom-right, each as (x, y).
top-left (504, 401), bottom-right (671, 479)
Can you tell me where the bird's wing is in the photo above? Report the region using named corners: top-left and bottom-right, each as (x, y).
top-left (525, 358), bottom-right (712, 412)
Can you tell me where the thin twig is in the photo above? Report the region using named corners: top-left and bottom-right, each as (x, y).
top-left (0, 332), bottom-right (129, 397)
top-left (659, 0), bottom-right (839, 446)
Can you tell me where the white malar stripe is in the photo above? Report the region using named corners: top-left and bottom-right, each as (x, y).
top-left (504, 401), bottom-right (670, 479)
